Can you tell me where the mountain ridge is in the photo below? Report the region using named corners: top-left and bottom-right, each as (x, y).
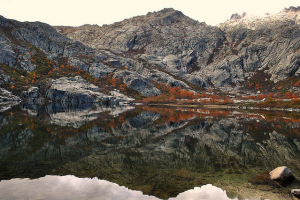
top-left (1, 6), bottom-right (300, 105)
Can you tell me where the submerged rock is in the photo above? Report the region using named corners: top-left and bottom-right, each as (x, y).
top-left (269, 166), bottom-right (295, 182)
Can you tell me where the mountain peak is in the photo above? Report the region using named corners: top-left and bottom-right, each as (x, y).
top-left (230, 12), bottom-right (247, 21)
top-left (282, 6), bottom-right (300, 13)
top-left (148, 8), bottom-right (183, 16)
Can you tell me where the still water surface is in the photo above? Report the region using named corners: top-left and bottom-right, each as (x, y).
top-left (1, 103), bottom-right (300, 199)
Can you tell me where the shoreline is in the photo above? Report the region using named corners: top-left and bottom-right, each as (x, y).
top-left (144, 102), bottom-right (300, 112)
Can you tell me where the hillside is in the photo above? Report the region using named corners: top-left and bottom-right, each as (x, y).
top-left (1, 6), bottom-right (300, 107)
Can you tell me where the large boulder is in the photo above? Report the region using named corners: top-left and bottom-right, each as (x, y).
top-left (292, 189), bottom-right (300, 199)
top-left (269, 166), bottom-right (295, 182)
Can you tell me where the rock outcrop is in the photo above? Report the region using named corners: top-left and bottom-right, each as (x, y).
top-left (113, 70), bottom-right (161, 96)
top-left (0, 88), bottom-right (21, 102)
top-left (46, 76), bottom-right (121, 105)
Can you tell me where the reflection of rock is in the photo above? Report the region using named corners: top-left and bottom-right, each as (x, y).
top-left (2, 107), bottom-right (300, 199)
top-left (0, 128), bottom-right (34, 161)
top-left (108, 105), bottom-right (135, 117)
top-left (0, 101), bottom-right (20, 113)
top-left (21, 104), bottom-right (39, 116)
top-left (262, 131), bottom-right (300, 168)
top-left (0, 88), bottom-right (21, 112)
top-left (48, 104), bottom-right (135, 128)
top-left (270, 166), bottom-right (295, 182)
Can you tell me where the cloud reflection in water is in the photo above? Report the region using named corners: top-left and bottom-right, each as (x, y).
top-left (0, 175), bottom-right (239, 200)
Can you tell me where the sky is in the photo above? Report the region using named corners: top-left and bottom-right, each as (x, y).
top-left (1, 0), bottom-right (299, 27)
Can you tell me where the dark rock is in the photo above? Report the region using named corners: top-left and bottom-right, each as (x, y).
top-left (292, 189), bottom-right (300, 199)
top-left (230, 12), bottom-right (246, 21)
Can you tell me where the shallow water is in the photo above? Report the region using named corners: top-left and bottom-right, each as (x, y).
top-left (1, 103), bottom-right (300, 199)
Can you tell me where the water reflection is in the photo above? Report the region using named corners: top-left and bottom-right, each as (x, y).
top-left (0, 175), bottom-right (158, 200)
top-left (0, 103), bottom-right (300, 199)
top-left (0, 175), bottom-right (239, 200)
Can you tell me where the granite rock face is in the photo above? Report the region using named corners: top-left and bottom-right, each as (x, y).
top-left (0, 88), bottom-right (21, 102)
top-left (46, 76), bottom-right (134, 105)
top-left (88, 63), bottom-right (116, 78)
top-left (54, 8), bottom-right (224, 76)
top-left (114, 70), bottom-right (161, 96)
top-left (55, 7), bottom-right (300, 87)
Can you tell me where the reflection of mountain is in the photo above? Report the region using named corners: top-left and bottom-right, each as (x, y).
top-left (0, 175), bottom-right (238, 200)
top-left (47, 104), bottom-right (135, 128)
top-left (0, 106), bottom-right (300, 199)
top-left (21, 103), bottom-right (135, 128)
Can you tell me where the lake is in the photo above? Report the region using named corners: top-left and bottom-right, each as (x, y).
top-left (0, 103), bottom-right (300, 200)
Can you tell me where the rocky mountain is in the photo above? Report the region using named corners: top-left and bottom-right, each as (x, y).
top-left (55, 7), bottom-right (300, 87)
top-left (1, 6), bottom-right (300, 102)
